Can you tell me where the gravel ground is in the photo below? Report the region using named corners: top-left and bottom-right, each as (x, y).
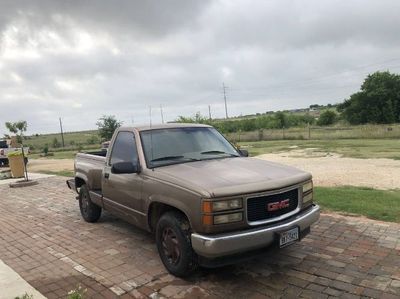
top-left (257, 150), bottom-right (400, 190)
top-left (27, 153), bottom-right (400, 190)
top-left (27, 158), bottom-right (74, 172)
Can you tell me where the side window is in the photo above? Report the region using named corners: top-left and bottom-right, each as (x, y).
top-left (109, 132), bottom-right (138, 166)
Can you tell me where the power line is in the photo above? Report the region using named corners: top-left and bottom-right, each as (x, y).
top-left (231, 60), bottom-right (400, 93)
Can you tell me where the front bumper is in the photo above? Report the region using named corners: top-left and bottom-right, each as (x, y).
top-left (66, 179), bottom-right (77, 193)
top-left (191, 204), bottom-right (320, 258)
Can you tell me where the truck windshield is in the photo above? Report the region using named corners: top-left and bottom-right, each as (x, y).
top-left (140, 127), bottom-right (240, 168)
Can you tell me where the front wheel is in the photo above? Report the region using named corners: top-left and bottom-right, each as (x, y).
top-left (156, 211), bottom-right (198, 277)
top-left (79, 184), bottom-right (102, 222)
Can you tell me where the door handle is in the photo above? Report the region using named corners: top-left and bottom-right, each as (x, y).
top-left (104, 173), bottom-right (110, 179)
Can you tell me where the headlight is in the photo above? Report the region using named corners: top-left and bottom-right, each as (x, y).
top-left (302, 181), bottom-right (313, 193)
top-left (213, 212), bottom-right (243, 224)
top-left (202, 198), bottom-right (242, 212)
top-left (303, 192), bottom-right (313, 203)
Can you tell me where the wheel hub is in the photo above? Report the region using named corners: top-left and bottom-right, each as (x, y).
top-left (161, 227), bottom-right (181, 265)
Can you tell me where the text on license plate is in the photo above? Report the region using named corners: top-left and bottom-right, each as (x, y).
top-left (279, 227), bottom-right (299, 247)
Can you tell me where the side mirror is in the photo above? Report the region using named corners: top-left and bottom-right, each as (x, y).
top-left (111, 162), bottom-right (139, 174)
top-left (238, 149), bottom-right (249, 157)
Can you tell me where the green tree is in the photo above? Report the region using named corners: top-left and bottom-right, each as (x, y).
top-left (274, 112), bottom-right (288, 128)
top-left (338, 71), bottom-right (400, 124)
top-left (317, 110), bottom-right (338, 126)
top-left (96, 115), bottom-right (122, 141)
top-left (5, 121), bottom-right (27, 144)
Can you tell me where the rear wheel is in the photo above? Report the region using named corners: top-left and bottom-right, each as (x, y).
top-left (79, 184), bottom-right (102, 222)
top-left (156, 211), bottom-right (198, 277)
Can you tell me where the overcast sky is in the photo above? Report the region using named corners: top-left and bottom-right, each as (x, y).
top-left (1, 0), bottom-right (400, 135)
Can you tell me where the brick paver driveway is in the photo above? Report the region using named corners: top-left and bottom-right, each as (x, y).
top-left (0, 177), bottom-right (399, 299)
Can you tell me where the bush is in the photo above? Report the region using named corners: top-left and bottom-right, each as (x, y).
top-left (43, 144), bottom-right (49, 155)
top-left (317, 110), bottom-right (338, 126)
top-left (87, 136), bottom-right (99, 145)
top-left (52, 137), bottom-right (61, 148)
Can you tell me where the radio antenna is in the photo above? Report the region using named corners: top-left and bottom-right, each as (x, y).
top-left (149, 106), bottom-right (154, 169)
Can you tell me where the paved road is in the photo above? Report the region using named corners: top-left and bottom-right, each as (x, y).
top-left (0, 177), bottom-right (399, 299)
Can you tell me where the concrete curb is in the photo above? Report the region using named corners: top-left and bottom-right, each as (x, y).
top-left (0, 259), bottom-right (46, 299)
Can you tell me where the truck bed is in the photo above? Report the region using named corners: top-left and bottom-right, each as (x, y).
top-left (75, 151), bottom-right (106, 190)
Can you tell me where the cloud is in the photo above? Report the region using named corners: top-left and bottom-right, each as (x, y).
top-left (1, 0), bottom-right (400, 135)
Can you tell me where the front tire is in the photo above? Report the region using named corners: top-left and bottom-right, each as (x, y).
top-left (156, 211), bottom-right (198, 277)
top-left (79, 184), bottom-right (101, 222)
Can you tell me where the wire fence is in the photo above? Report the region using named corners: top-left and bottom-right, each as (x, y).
top-left (225, 123), bottom-right (400, 142)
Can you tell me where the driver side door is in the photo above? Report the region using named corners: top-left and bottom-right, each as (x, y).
top-left (102, 131), bottom-right (144, 225)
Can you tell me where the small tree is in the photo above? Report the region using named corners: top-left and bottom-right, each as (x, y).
top-left (5, 121), bottom-right (28, 180)
top-left (317, 110), bottom-right (338, 126)
top-left (5, 121), bottom-right (27, 144)
top-left (96, 115), bottom-right (122, 141)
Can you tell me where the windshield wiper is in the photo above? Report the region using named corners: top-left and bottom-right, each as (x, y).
top-left (201, 150), bottom-right (239, 157)
top-left (151, 156), bottom-right (199, 162)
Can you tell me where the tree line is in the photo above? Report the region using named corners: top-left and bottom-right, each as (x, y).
top-left (177, 70), bottom-right (400, 132)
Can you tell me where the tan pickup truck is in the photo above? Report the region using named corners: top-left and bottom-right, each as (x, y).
top-left (67, 124), bottom-right (320, 276)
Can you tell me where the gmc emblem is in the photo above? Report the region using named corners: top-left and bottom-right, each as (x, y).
top-left (267, 199), bottom-right (290, 211)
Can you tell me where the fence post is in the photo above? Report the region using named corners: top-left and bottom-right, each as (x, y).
top-left (258, 129), bottom-right (263, 141)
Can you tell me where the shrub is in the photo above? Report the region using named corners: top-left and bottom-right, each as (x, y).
top-left (317, 110), bottom-right (338, 126)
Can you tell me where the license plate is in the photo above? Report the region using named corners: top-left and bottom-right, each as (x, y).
top-left (279, 227), bottom-right (299, 248)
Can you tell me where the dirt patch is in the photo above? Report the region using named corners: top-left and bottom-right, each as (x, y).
top-left (257, 149), bottom-right (400, 190)
top-left (27, 159), bottom-right (74, 172)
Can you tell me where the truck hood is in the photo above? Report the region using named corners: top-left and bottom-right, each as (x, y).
top-left (151, 157), bottom-right (311, 198)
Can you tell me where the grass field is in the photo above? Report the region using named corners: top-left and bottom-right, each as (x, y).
top-left (39, 170), bottom-right (74, 177)
top-left (240, 139), bottom-right (400, 159)
top-left (24, 130), bottom-right (99, 152)
top-left (29, 150), bottom-right (79, 159)
top-left (28, 138), bottom-right (400, 160)
top-left (226, 123), bottom-right (400, 141)
top-left (315, 186), bottom-right (400, 223)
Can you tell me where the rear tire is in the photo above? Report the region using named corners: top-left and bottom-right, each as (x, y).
top-left (156, 211), bottom-right (198, 277)
top-left (79, 184), bottom-right (101, 222)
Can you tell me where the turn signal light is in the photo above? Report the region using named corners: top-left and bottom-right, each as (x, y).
top-left (202, 215), bottom-right (213, 225)
top-left (202, 199), bottom-right (242, 213)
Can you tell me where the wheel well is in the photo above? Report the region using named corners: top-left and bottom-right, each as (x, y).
top-left (75, 177), bottom-right (86, 188)
top-left (148, 202), bottom-right (188, 233)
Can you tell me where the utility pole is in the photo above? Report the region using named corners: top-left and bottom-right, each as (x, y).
top-left (160, 104), bottom-right (164, 124)
top-left (222, 82), bottom-right (228, 119)
top-left (208, 105), bottom-right (212, 121)
top-left (59, 117), bottom-right (65, 148)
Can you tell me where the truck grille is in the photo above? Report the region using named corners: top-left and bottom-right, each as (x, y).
top-left (247, 188), bottom-right (299, 222)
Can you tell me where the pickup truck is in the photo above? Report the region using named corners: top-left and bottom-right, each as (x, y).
top-left (67, 124), bottom-right (320, 276)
